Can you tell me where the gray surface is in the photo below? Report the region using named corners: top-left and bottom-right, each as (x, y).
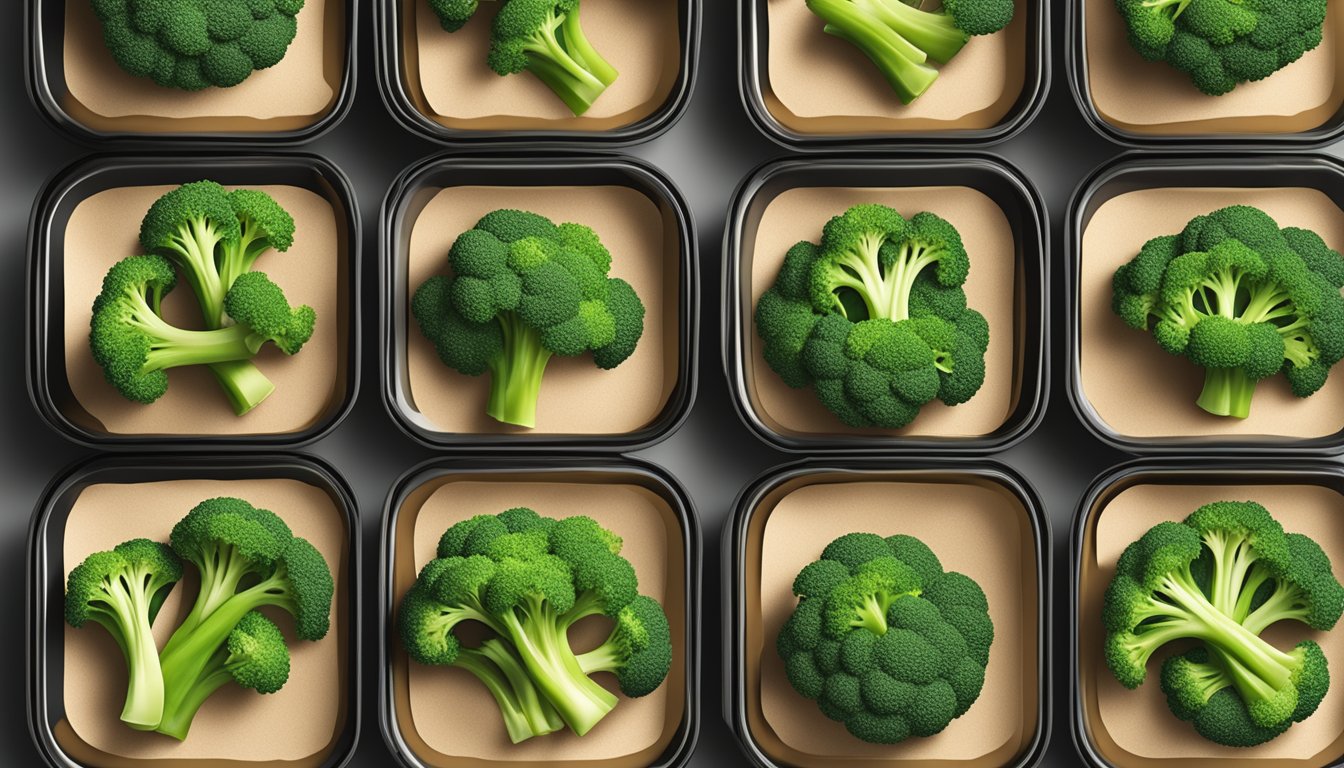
top-left (2, 3), bottom-right (1255, 765)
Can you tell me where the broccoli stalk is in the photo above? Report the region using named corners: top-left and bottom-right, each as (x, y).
top-left (487, 311), bottom-right (553, 428)
top-left (488, 0), bottom-right (618, 116)
top-left (454, 640), bottom-right (565, 743)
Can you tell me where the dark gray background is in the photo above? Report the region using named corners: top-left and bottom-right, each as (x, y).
top-left (4, 3), bottom-right (1286, 764)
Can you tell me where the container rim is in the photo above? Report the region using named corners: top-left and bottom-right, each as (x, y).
top-left (372, 0), bottom-right (700, 147)
top-left (376, 454), bottom-right (702, 768)
top-left (1064, 151), bottom-right (1344, 455)
top-left (721, 152), bottom-right (1050, 454)
top-left (721, 458), bottom-right (1053, 768)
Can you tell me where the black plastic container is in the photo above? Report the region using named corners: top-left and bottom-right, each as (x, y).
top-left (723, 460), bottom-right (1051, 768)
top-left (738, 0), bottom-right (1049, 149)
top-left (723, 154), bottom-right (1048, 454)
top-left (26, 0), bottom-right (357, 144)
top-left (380, 153), bottom-right (697, 451)
top-left (27, 153), bottom-right (361, 449)
top-left (27, 453), bottom-right (362, 768)
top-left (1066, 153), bottom-right (1344, 455)
top-left (1070, 459), bottom-right (1344, 767)
top-left (374, 0), bottom-right (699, 146)
top-left (378, 456), bottom-right (701, 768)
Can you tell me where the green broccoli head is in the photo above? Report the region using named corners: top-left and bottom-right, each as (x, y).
top-left (487, 0), bottom-right (618, 115)
top-left (225, 611), bottom-right (292, 694)
top-left (578, 595), bottom-right (673, 698)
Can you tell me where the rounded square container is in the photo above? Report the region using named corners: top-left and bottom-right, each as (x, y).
top-left (723, 460), bottom-right (1050, 768)
top-left (378, 457), bottom-right (700, 768)
top-left (1071, 459), bottom-right (1344, 767)
top-left (723, 155), bottom-right (1048, 454)
top-left (374, 0), bottom-right (699, 145)
top-left (1066, 0), bottom-right (1344, 147)
top-left (28, 153), bottom-right (360, 449)
top-left (380, 153), bottom-right (697, 451)
top-left (26, 0), bottom-right (356, 143)
top-left (27, 453), bottom-right (361, 768)
top-left (1066, 153), bottom-right (1344, 454)
top-left (738, 0), bottom-right (1049, 148)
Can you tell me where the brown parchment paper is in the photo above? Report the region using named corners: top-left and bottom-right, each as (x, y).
top-left (62, 184), bottom-right (345, 437)
top-left (404, 186), bottom-right (678, 436)
top-left (389, 474), bottom-right (687, 766)
top-left (761, 0), bottom-right (1027, 134)
top-left (1078, 187), bottom-right (1344, 440)
top-left (743, 186), bottom-right (1018, 438)
top-left (59, 478), bottom-right (350, 763)
top-left (62, 0), bottom-right (343, 134)
top-left (744, 473), bottom-right (1040, 765)
top-left (1084, 0), bottom-right (1344, 135)
top-left (1079, 481), bottom-right (1344, 765)
top-left (404, 0), bottom-right (680, 131)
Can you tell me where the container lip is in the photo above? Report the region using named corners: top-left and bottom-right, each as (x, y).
top-left (373, 0), bottom-right (700, 147)
top-left (376, 454), bottom-right (702, 768)
top-left (24, 0), bottom-right (358, 145)
top-left (737, 0), bottom-right (1051, 149)
top-left (721, 152), bottom-right (1050, 454)
top-left (1064, 151), bottom-right (1344, 455)
top-left (1064, 1), bottom-right (1344, 149)
top-left (378, 151), bottom-right (700, 453)
top-left (1068, 457), bottom-right (1344, 768)
top-left (25, 151), bottom-right (363, 450)
top-left (26, 451), bottom-right (363, 768)
top-left (721, 458), bottom-right (1053, 768)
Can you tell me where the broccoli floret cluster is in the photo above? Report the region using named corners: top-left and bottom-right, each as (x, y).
top-left (64, 497), bottom-right (334, 739)
top-left (1103, 501), bottom-right (1344, 746)
top-left (412, 209), bottom-right (645, 429)
top-left (1112, 205), bottom-right (1344, 419)
top-left (1115, 0), bottom-right (1328, 95)
top-left (90, 181), bottom-right (314, 416)
top-left (754, 203), bottom-right (990, 429)
top-left (424, 0), bottom-right (618, 115)
top-left (398, 508), bottom-right (673, 742)
top-left (777, 532), bottom-right (994, 744)
top-left (90, 0), bottom-right (306, 90)
top-left (803, 0), bottom-right (1015, 103)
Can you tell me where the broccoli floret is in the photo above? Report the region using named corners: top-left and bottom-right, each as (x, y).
top-left (65, 539), bottom-right (183, 729)
top-left (1102, 501), bottom-right (1343, 741)
top-left (1112, 205), bottom-right (1344, 418)
top-left (412, 209), bottom-right (646, 428)
top-left (577, 595), bottom-right (673, 697)
top-left (93, 0), bottom-right (304, 90)
top-left (486, 0), bottom-right (618, 116)
top-left (217, 188), bottom-right (296, 293)
top-left (777, 531), bottom-right (993, 744)
top-left (427, 0), bottom-right (482, 31)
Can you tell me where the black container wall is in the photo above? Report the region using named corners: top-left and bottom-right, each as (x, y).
top-left (378, 456), bottom-right (701, 768)
top-left (28, 153), bottom-right (362, 450)
top-left (27, 453), bottom-right (362, 768)
top-left (380, 153), bottom-right (698, 452)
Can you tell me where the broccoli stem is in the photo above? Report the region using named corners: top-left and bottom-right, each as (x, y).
top-left (458, 639), bottom-right (565, 743)
top-left (98, 576), bottom-right (167, 729)
top-left (854, 594), bottom-right (890, 635)
top-left (488, 312), bottom-right (552, 428)
top-left (864, 0), bottom-right (969, 64)
top-left (1196, 367), bottom-right (1258, 419)
top-left (154, 646), bottom-right (233, 740)
top-left (163, 218), bottom-right (228, 328)
top-left (1201, 529), bottom-right (1259, 618)
top-left (557, 8), bottom-right (617, 87)
top-left (808, 0), bottom-right (940, 105)
top-left (208, 360), bottom-right (277, 415)
top-left (499, 604), bottom-right (618, 736)
top-left (521, 11), bottom-right (612, 115)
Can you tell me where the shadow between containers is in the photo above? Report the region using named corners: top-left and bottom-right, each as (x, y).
top-left (1065, 153), bottom-right (1344, 455)
top-left (377, 456), bottom-right (701, 768)
top-left (25, 0), bottom-right (357, 145)
top-left (27, 452), bottom-right (362, 768)
top-left (722, 154), bottom-right (1049, 454)
top-left (27, 153), bottom-right (362, 450)
top-left (374, 0), bottom-right (699, 146)
top-left (722, 459), bottom-right (1052, 768)
top-left (379, 153), bottom-right (698, 451)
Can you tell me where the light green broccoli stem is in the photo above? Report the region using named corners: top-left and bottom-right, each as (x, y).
top-left (208, 360), bottom-right (277, 416)
top-left (1197, 368), bottom-right (1258, 419)
top-left (821, 235), bottom-right (945, 322)
top-left (97, 578), bottom-right (166, 730)
top-left (1200, 529), bottom-right (1260, 618)
top-left (163, 218), bottom-right (227, 327)
top-left (863, 0), bottom-right (969, 64)
top-left (154, 645), bottom-right (233, 740)
top-left (808, 0), bottom-right (940, 105)
top-left (1143, 0), bottom-right (1192, 20)
top-left (521, 12), bottom-right (613, 116)
top-left (854, 594), bottom-right (892, 635)
top-left (456, 641), bottom-right (564, 743)
top-left (164, 544), bottom-right (263, 655)
top-left (557, 9), bottom-right (617, 86)
top-left (887, 242), bottom-right (948, 320)
top-left (487, 311), bottom-right (553, 429)
top-left (498, 600), bottom-right (618, 736)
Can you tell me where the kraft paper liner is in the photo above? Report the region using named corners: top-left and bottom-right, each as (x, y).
top-left (741, 185), bottom-right (1021, 439)
top-left (400, 0), bottom-right (681, 132)
top-left (1083, 0), bottom-right (1344, 136)
top-left (742, 471), bottom-right (1040, 766)
top-left (59, 183), bottom-right (349, 438)
top-left (1078, 475), bottom-right (1344, 766)
top-left (388, 471), bottom-right (688, 766)
top-left (61, 0), bottom-right (344, 134)
top-left (1078, 187), bottom-right (1344, 440)
top-left (402, 185), bottom-right (679, 437)
top-left (759, 0), bottom-right (1028, 135)
top-left (55, 478), bottom-right (352, 765)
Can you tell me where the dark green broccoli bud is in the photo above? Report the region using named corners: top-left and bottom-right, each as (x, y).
top-left (217, 188), bottom-right (296, 292)
top-left (577, 595), bottom-right (672, 697)
top-left (487, 0), bottom-right (619, 116)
